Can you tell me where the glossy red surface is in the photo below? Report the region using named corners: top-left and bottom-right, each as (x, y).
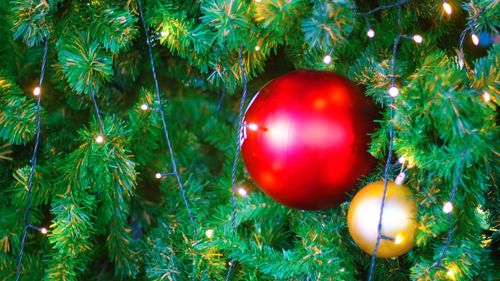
top-left (241, 70), bottom-right (378, 210)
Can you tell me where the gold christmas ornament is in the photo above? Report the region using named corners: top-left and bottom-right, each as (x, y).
top-left (347, 181), bottom-right (417, 258)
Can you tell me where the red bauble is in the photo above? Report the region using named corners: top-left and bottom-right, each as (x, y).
top-left (241, 70), bottom-right (378, 210)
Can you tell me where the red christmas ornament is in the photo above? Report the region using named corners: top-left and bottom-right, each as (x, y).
top-left (241, 70), bottom-right (378, 210)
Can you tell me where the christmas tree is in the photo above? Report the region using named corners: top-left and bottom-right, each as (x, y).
top-left (1, 0), bottom-right (498, 280)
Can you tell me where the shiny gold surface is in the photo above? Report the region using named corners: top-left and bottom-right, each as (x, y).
top-left (347, 181), bottom-right (417, 258)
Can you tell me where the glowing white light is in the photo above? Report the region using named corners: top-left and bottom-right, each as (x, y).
top-left (255, 45), bottom-right (261, 51)
top-left (367, 29), bottom-right (375, 38)
top-left (205, 229), bottom-right (214, 238)
top-left (413, 35), bottom-right (423, 44)
top-left (33, 87), bottom-right (41, 96)
top-left (238, 187), bottom-right (248, 197)
top-left (155, 173), bottom-right (162, 179)
top-left (394, 234), bottom-right (403, 244)
top-left (160, 31), bottom-right (169, 37)
top-left (483, 91), bottom-right (491, 103)
top-left (398, 156), bottom-right (406, 164)
top-left (247, 123), bottom-right (259, 131)
top-left (140, 104), bottom-right (149, 110)
top-left (443, 2), bottom-right (452, 15)
top-left (322, 55), bottom-right (332, 64)
top-left (395, 172), bottom-right (406, 185)
top-left (389, 86), bottom-right (400, 97)
top-left (40, 227), bottom-right (48, 234)
top-left (95, 135), bottom-right (104, 144)
top-left (443, 201), bottom-right (453, 213)
top-left (447, 268), bottom-right (455, 277)
top-left (254, 0), bottom-right (262, 2)
top-left (471, 34), bottom-right (479, 46)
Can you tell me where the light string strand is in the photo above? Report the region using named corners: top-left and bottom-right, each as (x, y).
top-left (225, 45), bottom-right (248, 281)
top-left (89, 83), bottom-right (105, 136)
top-left (367, 1), bottom-right (403, 280)
top-left (137, 1), bottom-right (197, 279)
top-left (356, 0), bottom-right (410, 17)
top-left (16, 39), bottom-right (49, 281)
top-left (137, 0), bottom-right (195, 228)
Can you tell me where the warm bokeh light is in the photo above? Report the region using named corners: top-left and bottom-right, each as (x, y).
top-left (205, 229), bottom-right (214, 238)
top-left (443, 2), bottom-right (452, 15)
top-left (389, 86), bottom-right (400, 97)
top-left (322, 55), bottom-right (332, 64)
top-left (443, 201), bottom-right (453, 213)
top-left (471, 34), bottom-right (479, 46)
top-left (367, 29), bottom-right (375, 38)
top-left (95, 135), bottom-right (104, 144)
top-left (413, 35), bottom-right (423, 44)
top-left (238, 187), bottom-right (248, 197)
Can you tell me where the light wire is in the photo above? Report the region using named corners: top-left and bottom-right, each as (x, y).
top-left (16, 39), bottom-right (49, 281)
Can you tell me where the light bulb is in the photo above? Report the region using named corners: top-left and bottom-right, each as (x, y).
top-left (33, 86), bottom-right (41, 96)
top-left (255, 45), bottom-right (261, 51)
top-left (155, 173), bottom-right (162, 179)
top-left (471, 34), bottom-right (479, 46)
top-left (443, 2), bottom-right (452, 15)
top-left (140, 104), bottom-right (149, 110)
top-left (160, 31), bottom-right (169, 37)
top-left (254, 0), bottom-right (262, 2)
top-left (95, 135), bottom-right (104, 144)
top-left (447, 268), bottom-right (455, 277)
top-left (394, 234), bottom-right (403, 244)
top-left (367, 29), bottom-right (375, 38)
top-left (395, 172), bottom-right (406, 185)
top-left (322, 55), bottom-right (332, 64)
top-left (247, 123), bottom-right (259, 131)
top-left (389, 86), bottom-right (400, 97)
top-left (483, 92), bottom-right (491, 103)
top-left (40, 227), bottom-right (48, 234)
top-left (238, 187), bottom-right (248, 197)
top-left (205, 229), bottom-right (214, 238)
top-left (443, 201), bottom-right (453, 213)
top-left (398, 156), bottom-right (406, 164)
top-left (413, 35), bottom-right (423, 44)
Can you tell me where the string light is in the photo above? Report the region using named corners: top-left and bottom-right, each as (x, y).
top-left (322, 54), bottom-right (332, 64)
top-left (155, 172), bottom-right (162, 179)
top-left (33, 86), bottom-right (41, 96)
top-left (395, 172), bottom-right (406, 185)
top-left (482, 91), bottom-right (491, 103)
top-left (447, 268), bottom-right (455, 278)
top-left (398, 156), bottom-right (406, 164)
top-left (254, 45), bottom-right (261, 51)
top-left (39, 227), bottom-right (48, 234)
top-left (140, 103), bottom-right (149, 110)
top-left (367, 28), bottom-right (375, 38)
top-left (413, 34), bottom-right (423, 44)
top-left (471, 33), bottom-right (479, 46)
top-left (443, 201), bottom-right (453, 213)
top-left (442, 2), bottom-right (452, 15)
top-left (247, 123), bottom-right (259, 131)
top-left (205, 229), bottom-right (214, 238)
top-left (389, 86), bottom-right (400, 97)
top-left (237, 187), bottom-right (248, 197)
top-left (160, 31), bottom-right (169, 37)
top-left (95, 135), bottom-right (104, 144)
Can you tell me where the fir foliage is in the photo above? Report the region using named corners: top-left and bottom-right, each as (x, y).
top-left (1, 0), bottom-right (498, 280)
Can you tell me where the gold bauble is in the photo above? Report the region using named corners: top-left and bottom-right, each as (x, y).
top-left (347, 181), bottom-right (417, 258)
